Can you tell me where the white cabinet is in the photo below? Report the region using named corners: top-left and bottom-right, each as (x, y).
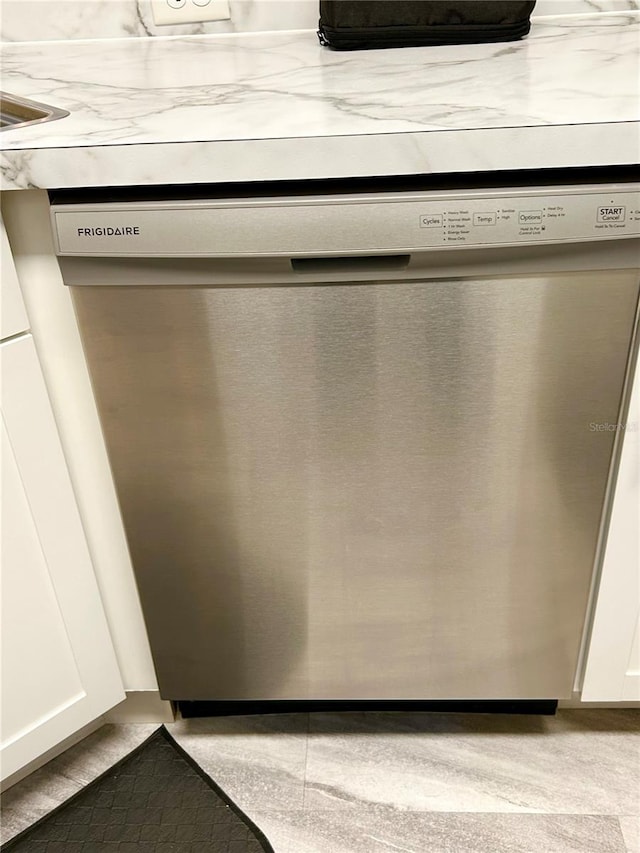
top-left (1, 214), bottom-right (29, 339)
top-left (1, 230), bottom-right (125, 785)
top-left (582, 353), bottom-right (640, 702)
top-left (2, 191), bottom-right (160, 695)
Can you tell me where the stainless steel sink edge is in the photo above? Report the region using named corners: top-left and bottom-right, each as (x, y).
top-left (0, 91), bottom-right (69, 132)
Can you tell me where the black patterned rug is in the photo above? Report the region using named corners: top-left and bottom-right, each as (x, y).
top-left (1, 726), bottom-right (274, 853)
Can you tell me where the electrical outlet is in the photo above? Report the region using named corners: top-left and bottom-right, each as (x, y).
top-left (151, 0), bottom-right (231, 26)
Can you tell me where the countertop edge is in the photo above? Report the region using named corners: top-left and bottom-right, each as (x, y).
top-left (2, 122), bottom-right (639, 191)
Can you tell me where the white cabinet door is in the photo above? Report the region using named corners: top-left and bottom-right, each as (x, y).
top-left (582, 354), bottom-right (640, 702)
top-left (1, 334), bottom-right (125, 782)
top-left (1, 214), bottom-right (29, 339)
top-left (2, 190), bottom-right (159, 694)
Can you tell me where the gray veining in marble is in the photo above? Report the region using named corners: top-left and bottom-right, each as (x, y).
top-left (167, 714), bottom-right (309, 814)
top-left (301, 711), bottom-right (640, 815)
top-left (0, 12), bottom-right (638, 190)
top-left (3, 16), bottom-right (638, 149)
top-left (2, 711), bottom-right (639, 852)
top-left (250, 810), bottom-right (627, 853)
top-left (167, 710), bottom-right (640, 851)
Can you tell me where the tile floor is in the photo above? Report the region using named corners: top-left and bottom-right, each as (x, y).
top-left (1, 710), bottom-right (639, 853)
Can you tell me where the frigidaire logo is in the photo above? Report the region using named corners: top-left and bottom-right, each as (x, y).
top-left (77, 226), bottom-right (140, 236)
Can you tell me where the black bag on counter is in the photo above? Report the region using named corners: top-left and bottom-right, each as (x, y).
top-left (318, 1), bottom-right (536, 50)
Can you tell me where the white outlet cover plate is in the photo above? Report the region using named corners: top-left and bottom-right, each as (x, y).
top-left (151, 0), bottom-right (231, 26)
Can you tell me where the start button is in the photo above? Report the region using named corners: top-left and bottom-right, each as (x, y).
top-left (597, 206), bottom-right (626, 222)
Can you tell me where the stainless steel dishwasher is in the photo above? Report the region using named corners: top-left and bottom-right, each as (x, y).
top-left (51, 177), bottom-right (640, 705)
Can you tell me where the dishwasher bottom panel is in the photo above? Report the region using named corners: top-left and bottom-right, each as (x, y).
top-left (71, 272), bottom-right (639, 700)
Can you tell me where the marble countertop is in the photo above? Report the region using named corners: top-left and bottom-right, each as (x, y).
top-left (1, 12), bottom-right (639, 190)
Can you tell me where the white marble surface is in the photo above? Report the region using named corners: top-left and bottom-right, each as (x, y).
top-left (1, 0), bottom-right (638, 43)
top-left (1, 12), bottom-right (639, 190)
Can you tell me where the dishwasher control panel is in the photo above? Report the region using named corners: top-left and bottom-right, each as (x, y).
top-left (416, 196), bottom-right (637, 246)
top-left (52, 184), bottom-right (640, 256)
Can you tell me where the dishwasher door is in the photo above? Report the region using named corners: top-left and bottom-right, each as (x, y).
top-left (64, 258), bottom-right (639, 701)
